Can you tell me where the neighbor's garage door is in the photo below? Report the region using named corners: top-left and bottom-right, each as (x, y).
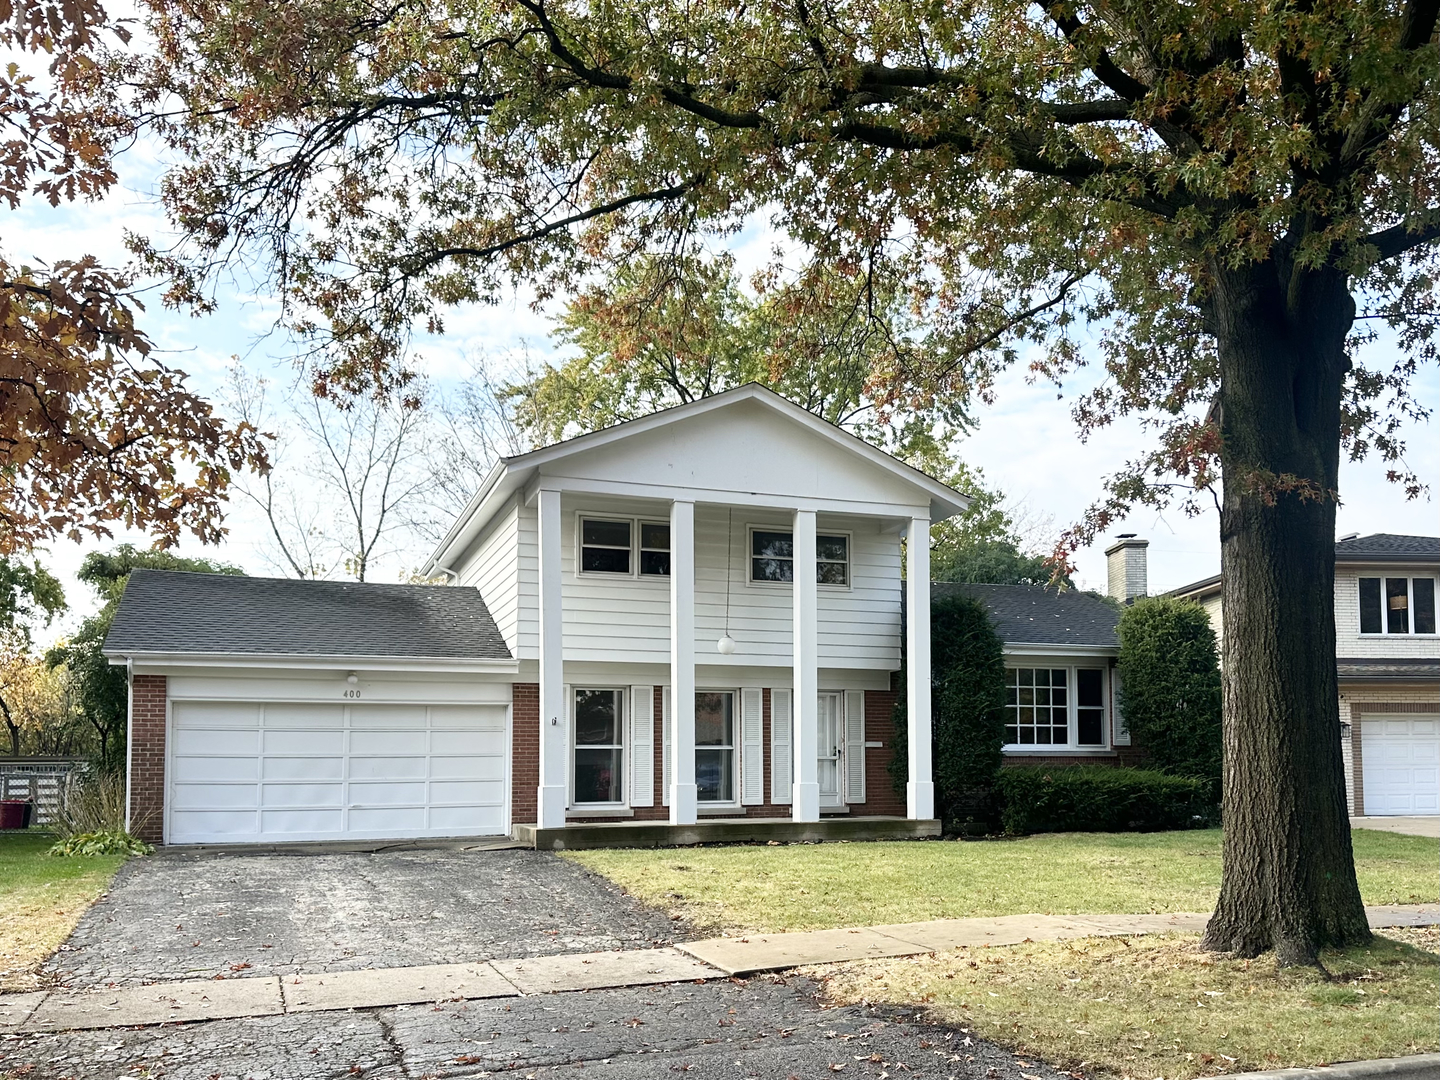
top-left (1361, 716), bottom-right (1440, 816)
top-left (168, 701), bottom-right (508, 844)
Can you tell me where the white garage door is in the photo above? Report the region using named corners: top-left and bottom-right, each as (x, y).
top-left (168, 701), bottom-right (509, 844)
top-left (1362, 717), bottom-right (1440, 816)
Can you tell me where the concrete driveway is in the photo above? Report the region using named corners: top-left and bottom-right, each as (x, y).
top-left (1352, 816), bottom-right (1440, 838)
top-left (44, 847), bottom-right (679, 988)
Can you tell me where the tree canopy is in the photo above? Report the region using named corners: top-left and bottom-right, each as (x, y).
top-left (0, 0), bottom-right (267, 555)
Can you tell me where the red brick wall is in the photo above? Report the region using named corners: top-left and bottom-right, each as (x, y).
top-left (511, 683), bottom-right (539, 825)
top-left (128, 674), bottom-right (167, 844)
top-left (861, 688), bottom-right (905, 815)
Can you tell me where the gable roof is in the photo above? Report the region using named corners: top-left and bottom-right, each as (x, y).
top-left (1334, 533), bottom-right (1440, 564)
top-left (103, 570), bottom-right (512, 663)
top-left (933, 582), bottom-right (1121, 649)
top-left (424, 384), bottom-right (971, 576)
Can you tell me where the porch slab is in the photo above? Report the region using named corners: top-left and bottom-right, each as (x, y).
top-left (489, 947), bottom-right (722, 993)
top-left (281, 963), bottom-right (518, 1012)
top-left (24, 976), bottom-right (283, 1032)
top-left (678, 927), bottom-right (926, 975)
top-left (512, 816), bottom-right (942, 850)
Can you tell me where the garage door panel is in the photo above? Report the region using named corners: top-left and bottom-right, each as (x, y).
top-left (263, 755), bottom-right (344, 780)
top-left (350, 729), bottom-right (420, 755)
top-left (430, 779), bottom-right (505, 805)
top-left (349, 780), bottom-right (427, 805)
top-left (431, 755), bottom-right (505, 781)
top-left (349, 806), bottom-right (427, 831)
top-left (170, 699), bottom-right (509, 843)
top-left (172, 754), bottom-right (258, 782)
top-left (261, 782), bottom-right (344, 808)
top-left (430, 805), bottom-right (504, 831)
top-left (350, 705), bottom-right (427, 727)
top-left (171, 810), bottom-right (258, 840)
top-left (263, 728), bottom-right (345, 754)
top-left (172, 782), bottom-right (256, 809)
top-left (173, 728), bottom-right (258, 755)
top-left (264, 704), bottom-right (344, 728)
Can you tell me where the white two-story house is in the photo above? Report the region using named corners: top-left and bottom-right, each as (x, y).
top-left (1174, 533), bottom-right (1440, 817)
top-left (105, 385), bottom-right (968, 847)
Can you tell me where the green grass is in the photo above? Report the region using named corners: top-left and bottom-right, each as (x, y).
top-left (566, 828), bottom-right (1439, 934)
top-left (0, 831), bottom-right (126, 991)
top-left (816, 933), bottom-right (1439, 1079)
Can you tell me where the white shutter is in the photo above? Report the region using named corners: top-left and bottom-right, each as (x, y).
top-left (562, 684), bottom-right (572, 805)
top-left (1110, 669), bottom-right (1130, 745)
top-left (740, 687), bottom-right (764, 805)
top-left (630, 686), bottom-right (655, 807)
top-left (661, 685), bottom-right (672, 806)
top-left (843, 690), bottom-right (866, 804)
top-left (770, 688), bottom-right (792, 804)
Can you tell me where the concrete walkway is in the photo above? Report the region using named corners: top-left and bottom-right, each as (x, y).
top-left (1352, 815), bottom-right (1440, 838)
top-left (4, 903), bottom-right (1434, 1034)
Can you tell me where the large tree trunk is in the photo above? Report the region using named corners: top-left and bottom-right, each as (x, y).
top-left (1201, 259), bottom-right (1371, 966)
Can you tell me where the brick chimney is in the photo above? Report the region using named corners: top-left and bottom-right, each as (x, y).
top-left (1105, 534), bottom-right (1149, 604)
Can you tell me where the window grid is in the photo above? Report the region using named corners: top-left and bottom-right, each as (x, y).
top-left (1005, 668), bottom-right (1069, 746)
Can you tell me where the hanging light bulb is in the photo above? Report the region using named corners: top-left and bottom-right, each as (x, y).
top-left (717, 634), bottom-right (736, 655)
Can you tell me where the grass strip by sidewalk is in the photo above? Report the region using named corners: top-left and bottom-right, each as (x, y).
top-left (814, 930), bottom-right (1440, 1080)
top-left (0, 831), bottom-right (126, 991)
top-left (567, 829), bottom-right (1437, 934)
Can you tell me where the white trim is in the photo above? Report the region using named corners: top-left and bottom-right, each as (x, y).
top-left (1357, 574), bottom-right (1439, 636)
top-left (575, 514), bottom-right (637, 578)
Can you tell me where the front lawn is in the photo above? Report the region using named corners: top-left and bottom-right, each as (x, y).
top-left (815, 933), bottom-right (1440, 1079)
top-left (566, 829), bottom-right (1437, 934)
top-left (0, 831), bottom-right (126, 991)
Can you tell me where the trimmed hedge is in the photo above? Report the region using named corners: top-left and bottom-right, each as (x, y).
top-left (996, 765), bottom-right (1218, 835)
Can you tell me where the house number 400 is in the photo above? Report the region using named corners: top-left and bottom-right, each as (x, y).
top-left (344, 689), bottom-right (362, 699)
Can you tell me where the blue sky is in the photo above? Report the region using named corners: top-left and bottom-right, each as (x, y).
top-left (10, 144), bottom-right (1439, 643)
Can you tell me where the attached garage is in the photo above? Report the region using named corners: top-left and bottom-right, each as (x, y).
top-left (168, 699), bottom-right (509, 844)
top-left (1361, 716), bottom-right (1440, 816)
top-left (104, 570), bottom-right (518, 846)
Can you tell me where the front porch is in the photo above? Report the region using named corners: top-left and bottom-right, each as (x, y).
top-left (513, 814), bottom-right (941, 850)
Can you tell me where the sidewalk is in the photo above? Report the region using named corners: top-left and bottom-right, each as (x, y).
top-left (2, 903), bottom-right (1434, 1034)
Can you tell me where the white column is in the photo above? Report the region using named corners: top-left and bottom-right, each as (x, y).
top-left (536, 488), bottom-right (567, 829)
top-left (906, 513), bottom-right (935, 820)
top-left (791, 508), bottom-right (820, 821)
top-left (669, 499), bottom-right (698, 824)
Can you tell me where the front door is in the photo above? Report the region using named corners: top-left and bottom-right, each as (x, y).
top-left (817, 692), bottom-right (844, 808)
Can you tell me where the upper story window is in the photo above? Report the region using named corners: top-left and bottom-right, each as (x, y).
top-left (749, 529), bottom-right (850, 586)
top-left (578, 516), bottom-right (670, 577)
top-left (580, 518), bottom-right (632, 574)
top-left (1359, 576), bottom-right (1437, 635)
top-left (1005, 666), bottom-right (1108, 748)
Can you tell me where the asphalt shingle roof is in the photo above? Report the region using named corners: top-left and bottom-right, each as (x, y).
top-left (1334, 533), bottom-right (1440, 563)
top-left (933, 582), bottom-right (1121, 648)
top-left (104, 570), bottom-right (512, 660)
top-left (1337, 657), bottom-right (1440, 681)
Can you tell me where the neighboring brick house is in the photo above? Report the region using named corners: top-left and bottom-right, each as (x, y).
top-left (1173, 533), bottom-right (1440, 817)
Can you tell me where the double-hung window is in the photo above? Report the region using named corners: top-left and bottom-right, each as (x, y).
top-left (573, 688), bottom-right (624, 805)
top-left (1005, 666), bottom-right (1108, 748)
top-left (578, 516), bottom-right (670, 577)
top-left (1359, 576), bottom-right (1437, 635)
top-left (749, 529), bottom-right (850, 585)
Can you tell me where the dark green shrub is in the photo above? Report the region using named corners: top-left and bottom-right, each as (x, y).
top-left (996, 765), bottom-right (1218, 835)
top-left (1117, 596), bottom-right (1222, 782)
top-left (890, 592), bottom-right (1007, 827)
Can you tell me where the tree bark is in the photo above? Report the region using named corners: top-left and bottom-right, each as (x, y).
top-left (1201, 259), bottom-right (1371, 966)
